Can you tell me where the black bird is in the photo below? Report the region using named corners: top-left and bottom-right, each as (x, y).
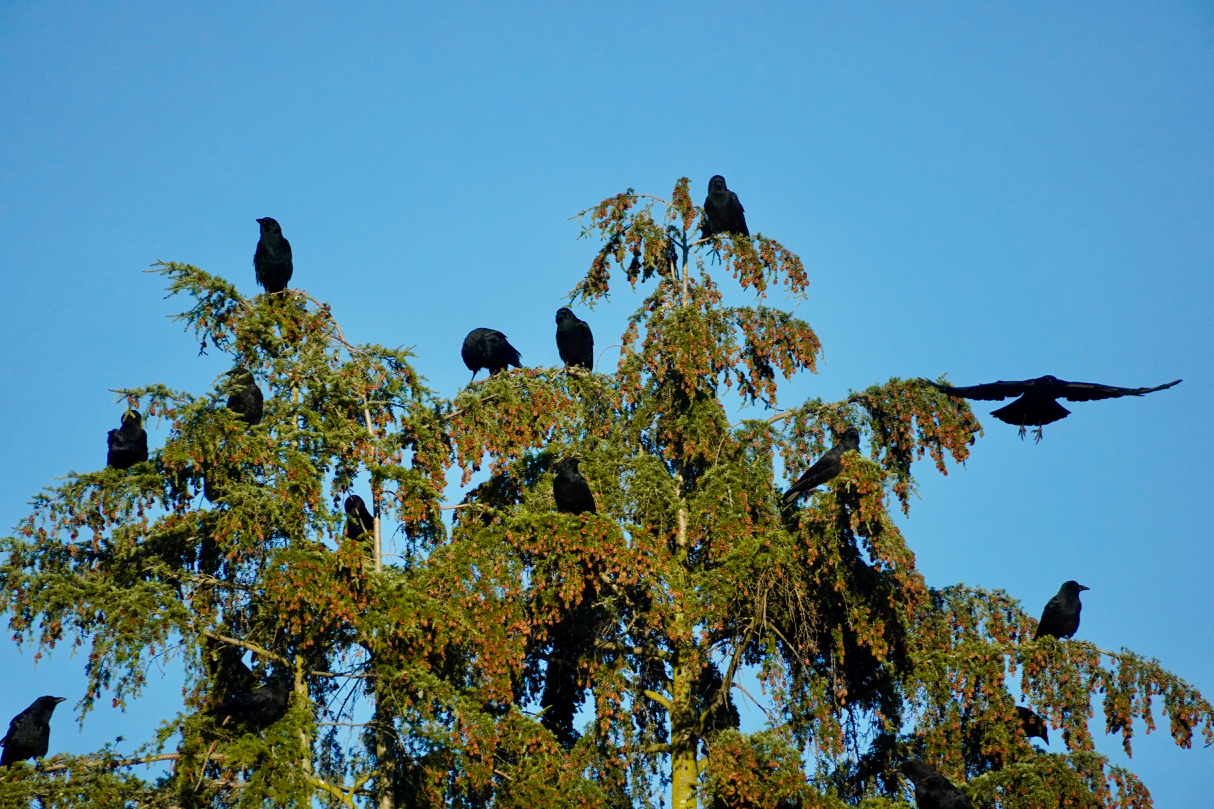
top-left (344, 495), bottom-right (374, 542)
top-left (1017, 705), bottom-right (1049, 744)
top-left (701, 175), bottom-right (749, 239)
top-left (782, 428), bottom-right (861, 506)
top-left (107, 410), bottom-right (148, 470)
top-left (1, 696), bottom-right (65, 767)
top-left (253, 217), bottom-right (293, 294)
top-left (462, 328), bottom-right (522, 382)
top-left (899, 760), bottom-right (974, 809)
top-left (555, 308), bottom-right (594, 372)
top-left (920, 376), bottom-right (1181, 440)
top-left (554, 457), bottom-right (596, 515)
top-left (208, 677), bottom-right (290, 733)
top-left (1034, 580), bottom-right (1088, 641)
top-left (224, 369), bottom-right (264, 426)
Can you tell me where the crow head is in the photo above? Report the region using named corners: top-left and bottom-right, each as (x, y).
top-left (556, 307), bottom-right (576, 325)
top-left (257, 217), bottom-right (282, 236)
top-left (707, 175), bottom-right (728, 197)
top-left (121, 410), bottom-right (142, 429)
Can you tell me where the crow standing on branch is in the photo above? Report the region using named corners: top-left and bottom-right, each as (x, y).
top-left (1, 696), bottom-right (65, 767)
top-left (920, 375), bottom-right (1181, 440)
top-left (254, 217), bottom-right (293, 294)
top-left (554, 457), bottom-right (596, 515)
top-left (555, 308), bottom-right (594, 371)
top-left (782, 428), bottom-right (861, 506)
top-left (1034, 580), bottom-right (1088, 641)
top-left (107, 410), bottom-right (148, 470)
top-left (701, 175), bottom-right (749, 238)
top-left (462, 328), bottom-right (522, 382)
top-left (208, 676), bottom-right (290, 733)
top-left (899, 760), bottom-right (974, 809)
top-left (344, 494), bottom-right (374, 542)
top-left (224, 369), bottom-right (264, 426)
top-left (1017, 706), bottom-right (1049, 744)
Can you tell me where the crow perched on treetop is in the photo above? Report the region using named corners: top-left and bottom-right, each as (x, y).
top-left (344, 495), bottom-right (374, 542)
top-left (107, 410), bottom-right (148, 470)
top-left (224, 369), bottom-right (264, 426)
top-left (1034, 580), bottom-right (1088, 641)
top-left (254, 217), bottom-right (293, 294)
top-left (208, 676), bottom-right (290, 733)
top-left (1, 696), bottom-right (65, 767)
top-left (462, 328), bottom-right (522, 381)
top-left (920, 375), bottom-right (1181, 440)
top-left (1017, 706), bottom-right (1049, 744)
top-left (782, 428), bottom-right (861, 506)
top-left (701, 175), bottom-right (749, 239)
top-left (899, 760), bottom-right (974, 809)
top-left (555, 308), bottom-right (594, 371)
top-left (554, 457), bottom-right (596, 515)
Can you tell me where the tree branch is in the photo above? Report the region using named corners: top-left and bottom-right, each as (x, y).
top-left (643, 689), bottom-right (673, 711)
top-left (595, 639), bottom-right (675, 662)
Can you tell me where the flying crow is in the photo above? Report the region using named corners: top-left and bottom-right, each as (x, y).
top-left (254, 217), bottom-right (293, 294)
top-left (107, 410), bottom-right (148, 470)
top-left (462, 328), bottom-right (522, 381)
top-left (701, 175), bottom-right (749, 239)
top-left (1, 696), bottom-right (65, 767)
top-left (782, 428), bottom-right (861, 506)
top-left (921, 376), bottom-right (1180, 440)
top-left (555, 308), bottom-right (594, 371)
top-left (1034, 580), bottom-right (1088, 641)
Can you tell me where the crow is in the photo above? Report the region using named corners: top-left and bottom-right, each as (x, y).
top-left (701, 175), bottom-right (749, 239)
top-left (1, 696), bottom-right (65, 767)
top-left (344, 495), bottom-right (374, 542)
top-left (254, 217), bottom-right (293, 294)
top-left (782, 428), bottom-right (861, 506)
top-left (555, 308), bottom-right (594, 371)
top-left (107, 410), bottom-right (148, 470)
top-left (462, 328), bottom-right (522, 381)
top-left (224, 369), bottom-right (264, 426)
top-left (554, 457), bottom-right (596, 515)
top-left (899, 760), bottom-right (974, 809)
top-left (1034, 580), bottom-right (1088, 641)
top-left (920, 376), bottom-right (1181, 440)
top-left (208, 676), bottom-right (290, 733)
top-left (1017, 706), bottom-right (1049, 744)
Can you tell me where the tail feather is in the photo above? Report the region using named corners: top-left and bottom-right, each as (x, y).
top-left (991, 396), bottom-right (1070, 427)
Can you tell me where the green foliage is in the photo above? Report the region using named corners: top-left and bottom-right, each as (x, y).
top-left (0, 180), bottom-right (1208, 808)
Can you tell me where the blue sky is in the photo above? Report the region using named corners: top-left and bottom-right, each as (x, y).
top-left (1, 1), bottom-right (1210, 804)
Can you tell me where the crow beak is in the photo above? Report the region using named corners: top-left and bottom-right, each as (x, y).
top-left (1078, 585), bottom-right (1090, 591)
top-left (53, 697), bottom-right (66, 703)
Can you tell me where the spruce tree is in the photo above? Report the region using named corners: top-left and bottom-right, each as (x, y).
top-left (1, 178), bottom-right (1209, 809)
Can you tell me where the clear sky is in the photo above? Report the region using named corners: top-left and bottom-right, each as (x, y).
top-left (1, 1), bottom-right (1211, 805)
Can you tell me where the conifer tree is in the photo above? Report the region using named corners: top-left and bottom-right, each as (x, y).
top-left (1, 178), bottom-right (1210, 809)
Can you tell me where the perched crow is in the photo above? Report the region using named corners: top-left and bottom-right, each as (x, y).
top-left (554, 457), bottom-right (596, 515)
top-left (224, 369), bottom-right (264, 426)
top-left (254, 217), bottom-right (293, 294)
top-left (1034, 580), bottom-right (1088, 641)
top-left (701, 175), bottom-right (749, 239)
top-left (555, 308), bottom-right (594, 371)
top-left (782, 428), bottom-right (861, 506)
top-left (107, 410), bottom-right (148, 470)
top-left (899, 760), bottom-right (974, 809)
top-left (209, 677), bottom-right (290, 733)
top-left (1, 696), bottom-right (65, 767)
top-left (920, 376), bottom-right (1181, 440)
top-left (462, 328), bottom-right (522, 381)
top-left (1017, 706), bottom-right (1049, 744)
top-left (344, 494), bottom-right (374, 542)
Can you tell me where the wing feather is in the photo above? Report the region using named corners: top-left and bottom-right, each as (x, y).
top-left (1058, 378), bottom-right (1181, 402)
top-left (922, 379), bottom-right (1030, 401)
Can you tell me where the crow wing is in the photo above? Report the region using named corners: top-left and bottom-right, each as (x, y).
top-left (1057, 378), bottom-right (1181, 402)
top-left (922, 379), bottom-right (1030, 401)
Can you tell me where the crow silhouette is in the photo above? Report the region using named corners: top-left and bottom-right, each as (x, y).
top-left (921, 376), bottom-right (1180, 440)
top-left (344, 495), bottom-right (374, 542)
top-left (1017, 706), bottom-right (1049, 744)
top-left (1, 696), bottom-right (65, 767)
top-left (209, 676), bottom-right (290, 733)
top-left (899, 760), bottom-right (974, 809)
top-left (555, 308), bottom-right (594, 371)
top-left (701, 175), bottom-right (749, 238)
top-left (254, 217), bottom-right (293, 294)
top-left (462, 328), bottom-right (522, 382)
top-left (1034, 580), bottom-right (1088, 641)
top-left (225, 369), bottom-right (264, 426)
top-left (107, 410), bottom-right (148, 470)
top-left (782, 428), bottom-right (861, 505)
top-left (554, 457), bottom-right (596, 515)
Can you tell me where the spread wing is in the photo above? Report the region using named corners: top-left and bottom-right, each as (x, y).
top-left (922, 378), bottom-right (1031, 401)
top-left (1057, 378), bottom-right (1181, 402)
